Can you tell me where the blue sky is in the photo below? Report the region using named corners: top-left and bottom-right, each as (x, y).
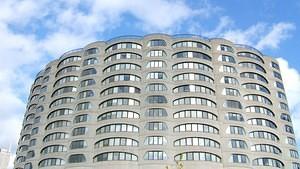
top-left (0, 0), bottom-right (300, 168)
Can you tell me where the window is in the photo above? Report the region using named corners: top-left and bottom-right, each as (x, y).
top-left (244, 94), bottom-right (272, 105)
top-left (219, 65), bottom-right (237, 73)
top-left (221, 76), bottom-right (239, 85)
top-left (240, 72), bottom-right (268, 84)
top-left (218, 44), bottom-right (234, 52)
top-left (237, 52), bottom-right (264, 63)
top-left (52, 86), bottom-right (77, 97)
top-left (277, 91), bottom-right (287, 100)
top-left (146, 72), bottom-right (167, 80)
top-left (253, 158), bottom-right (284, 168)
top-left (147, 50), bottom-right (167, 57)
top-left (145, 121), bottom-right (168, 131)
top-left (144, 151), bottom-right (167, 160)
top-left (146, 95), bottom-right (167, 104)
top-left (173, 110), bottom-right (217, 120)
top-left (93, 152), bottom-right (138, 162)
top-left (285, 125), bottom-right (294, 134)
top-left (31, 127), bottom-right (39, 135)
top-left (78, 90), bottom-right (94, 99)
top-left (57, 56), bottom-right (81, 68)
top-left (29, 139), bottom-right (36, 147)
top-left (74, 114), bottom-right (88, 123)
top-left (99, 98), bottom-right (140, 108)
top-left (281, 113), bottom-right (291, 122)
top-left (104, 52), bottom-right (142, 62)
top-left (83, 57), bottom-right (98, 66)
top-left (227, 126), bottom-right (245, 135)
top-left (242, 83), bottom-right (270, 94)
top-left (80, 79), bottom-right (96, 87)
top-left (280, 102), bottom-right (289, 111)
top-left (172, 41), bottom-right (210, 50)
top-left (174, 123), bottom-right (219, 134)
top-left (146, 60), bottom-right (166, 68)
top-left (230, 139), bottom-right (247, 149)
top-left (36, 106), bottom-right (44, 113)
top-left (145, 108), bottom-right (167, 117)
top-left (95, 137), bottom-right (138, 148)
top-left (96, 123), bottom-right (139, 134)
top-left (146, 83), bottom-right (167, 91)
top-left (144, 136), bottom-right (167, 145)
top-left (173, 97), bottom-right (216, 107)
top-left (70, 140), bottom-right (87, 149)
top-left (287, 137), bottom-right (297, 145)
top-left (174, 152), bottom-right (221, 162)
top-left (230, 154), bottom-right (248, 164)
top-left (249, 131), bottom-right (279, 141)
top-left (251, 144), bottom-right (281, 154)
top-left (239, 62), bottom-right (266, 73)
top-left (26, 151), bottom-right (35, 159)
top-left (102, 74), bottom-right (141, 84)
top-left (247, 118), bottom-right (277, 129)
top-left (48, 108), bottom-right (73, 119)
top-left (219, 55), bottom-right (236, 63)
top-left (223, 100), bottom-right (242, 109)
top-left (39, 158), bottom-right (65, 167)
top-left (56, 66), bottom-right (80, 77)
top-left (43, 132), bottom-right (69, 142)
top-left (41, 145), bottom-right (67, 155)
top-left (226, 112), bottom-right (244, 121)
top-left (98, 111), bottom-right (139, 121)
top-left (54, 76), bottom-right (78, 87)
top-left (273, 71), bottom-right (282, 80)
top-left (173, 73), bottom-right (213, 83)
top-left (172, 51), bottom-right (211, 61)
top-left (275, 81), bottom-right (284, 89)
top-left (173, 85), bottom-right (215, 95)
top-left (245, 106), bottom-right (274, 117)
top-left (103, 63), bottom-right (141, 72)
top-left (106, 42), bottom-right (142, 52)
top-left (174, 137), bottom-right (220, 148)
top-left (81, 68), bottom-right (97, 76)
top-left (172, 62), bottom-right (213, 72)
top-left (85, 47), bottom-right (99, 55)
top-left (147, 39), bottom-right (166, 46)
top-left (72, 127), bottom-right (87, 136)
top-left (271, 61), bottom-right (280, 70)
top-left (101, 86), bottom-right (140, 96)
top-left (45, 120), bottom-right (70, 130)
top-left (222, 88), bottom-right (240, 96)
top-left (76, 102), bottom-right (92, 111)
top-left (293, 163), bottom-right (300, 169)
top-left (68, 154), bottom-right (86, 163)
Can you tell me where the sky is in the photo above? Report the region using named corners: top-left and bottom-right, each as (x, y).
top-left (0, 0), bottom-right (300, 168)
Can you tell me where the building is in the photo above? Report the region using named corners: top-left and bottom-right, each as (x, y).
top-left (14, 34), bottom-right (300, 169)
top-left (0, 148), bottom-right (10, 169)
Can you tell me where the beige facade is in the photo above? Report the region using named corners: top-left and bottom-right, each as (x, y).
top-left (14, 34), bottom-right (300, 169)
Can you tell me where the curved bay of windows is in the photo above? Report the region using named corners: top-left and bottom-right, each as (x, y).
top-left (244, 94), bottom-right (272, 105)
top-left (96, 123), bottom-right (139, 134)
top-left (98, 110), bottom-right (139, 121)
top-left (239, 62), bottom-right (266, 73)
top-left (281, 113), bottom-right (291, 122)
top-left (219, 65), bottom-right (237, 73)
top-left (222, 88), bottom-right (240, 96)
top-left (74, 114), bottom-right (88, 123)
top-left (38, 158), bottom-right (65, 167)
top-left (237, 52), bottom-right (264, 63)
top-left (173, 73), bottom-right (213, 83)
top-left (240, 72), bottom-right (268, 84)
top-left (80, 79), bottom-right (96, 87)
top-left (173, 97), bottom-right (216, 107)
top-left (105, 42), bottom-right (142, 52)
top-left (221, 76), bottom-right (239, 85)
top-left (245, 106), bottom-right (274, 117)
top-left (83, 57), bottom-right (98, 66)
top-left (249, 130), bottom-right (279, 142)
top-left (146, 95), bottom-right (167, 104)
top-left (293, 162), bottom-right (300, 169)
top-left (172, 51), bottom-right (211, 61)
top-left (145, 108), bottom-right (167, 117)
top-left (81, 68), bottom-right (97, 76)
top-left (49, 97), bottom-right (75, 108)
top-left (271, 61), bottom-right (280, 70)
top-left (26, 150), bottom-right (35, 159)
top-left (45, 120), bottom-right (70, 130)
top-left (173, 109), bottom-right (217, 120)
top-left (101, 86), bottom-right (140, 96)
top-left (93, 152), bottom-right (138, 162)
top-left (72, 127), bottom-right (87, 136)
top-left (52, 86), bottom-right (77, 97)
top-left (225, 112), bottom-right (244, 121)
top-left (230, 154), bottom-right (249, 164)
top-left (95, 137), bottom-right (138, 148)
top-left (76, 102), bottom-right (92, 111)
top-left (146, 72), bottom-right (167, 80)
top-left (68, 154), bottom-right (86, 163)
top-left (174, 137), bottom-right (220, 148)
top-left (285, 125), bottom-right (294, 134)
top-left (78, 90), bottom-right (94, 99)
top-left (280, 102), bottom-right (289, 111)
top-left (226, 126), bottom-right (246, 135)
top-left (173, 84), bottom-right (215, 95)
top-left (290, 149), bottom-right (299, 159)
top-left (172, 41), bottom-right (210, 50)
top-left (174, 123), bottom-right (219, 134)
top-left (104, 52), bottom-right (142, 63)
top-left (99, 98), bottom-right (140, 108)
top-left (223, 100), bottom-right (242, 109)
top-left (47, 108), bottom-right (73, 119)
top-left (242, 83), bottom-right (270, 94)
top-left (287, 137), bottom-right (297, 146)
top-left (54, 76), bottom-right (78, 87)
top-left (251, 144), bottom-right (281, 155)
top-left (247, 118), bottom-right (277, 129)
top-left (172, 62), bottom-right (213, 72)
top-left (275, 81), bottom-right (285, 90)
top-left (85, 47), bottom-right (99, 55)
top-left (144, 151), bottom-right (167, 160)
top-left (41, 145), bottom-right (67, 155)
top-left (70, 140), bottom-right (87, 149)
top-left (146, 83), bottom-right (167, 92)
top-left (277, 91), bottom-right (287, 100)
top-left (174, 152), bottom-right (221, 162)
top-left (146, 60), bottom-right (166, 68)
top-left (56, 66), bottom-right (80, 77)
top-left (230, 139), bottom-right (247, 149)
top-left (103, 63), bottom-right (141, 73)
top-left (144, 136), bottom-right (167, 145)
top-left (57, 56), bottom-right (81, 68)
top-left (147, 39), bottom-right (166, 47)
top-left (102, 74), bottom-right (141, 84)
top-left (145, 121), bottom-right (168, 131)
top-left (147, 50), bottom-right (167, 57)
top-left (253, 158), bottom-right (284, 168)
top-left (218, 55), bottom-right (236, 63)
top-left (218, 44), bottom-right (234, 53)
top-left (43, 132), bottom-right (69, 142)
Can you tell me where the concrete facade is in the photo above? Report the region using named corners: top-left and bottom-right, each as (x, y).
top-left (14, 34), bottom-right (300, 169)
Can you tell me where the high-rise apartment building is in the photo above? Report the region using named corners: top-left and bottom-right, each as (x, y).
top-left (14, 34), bottom-right (300, 169)
top-left (0, 148), bottom-right (10, 169)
